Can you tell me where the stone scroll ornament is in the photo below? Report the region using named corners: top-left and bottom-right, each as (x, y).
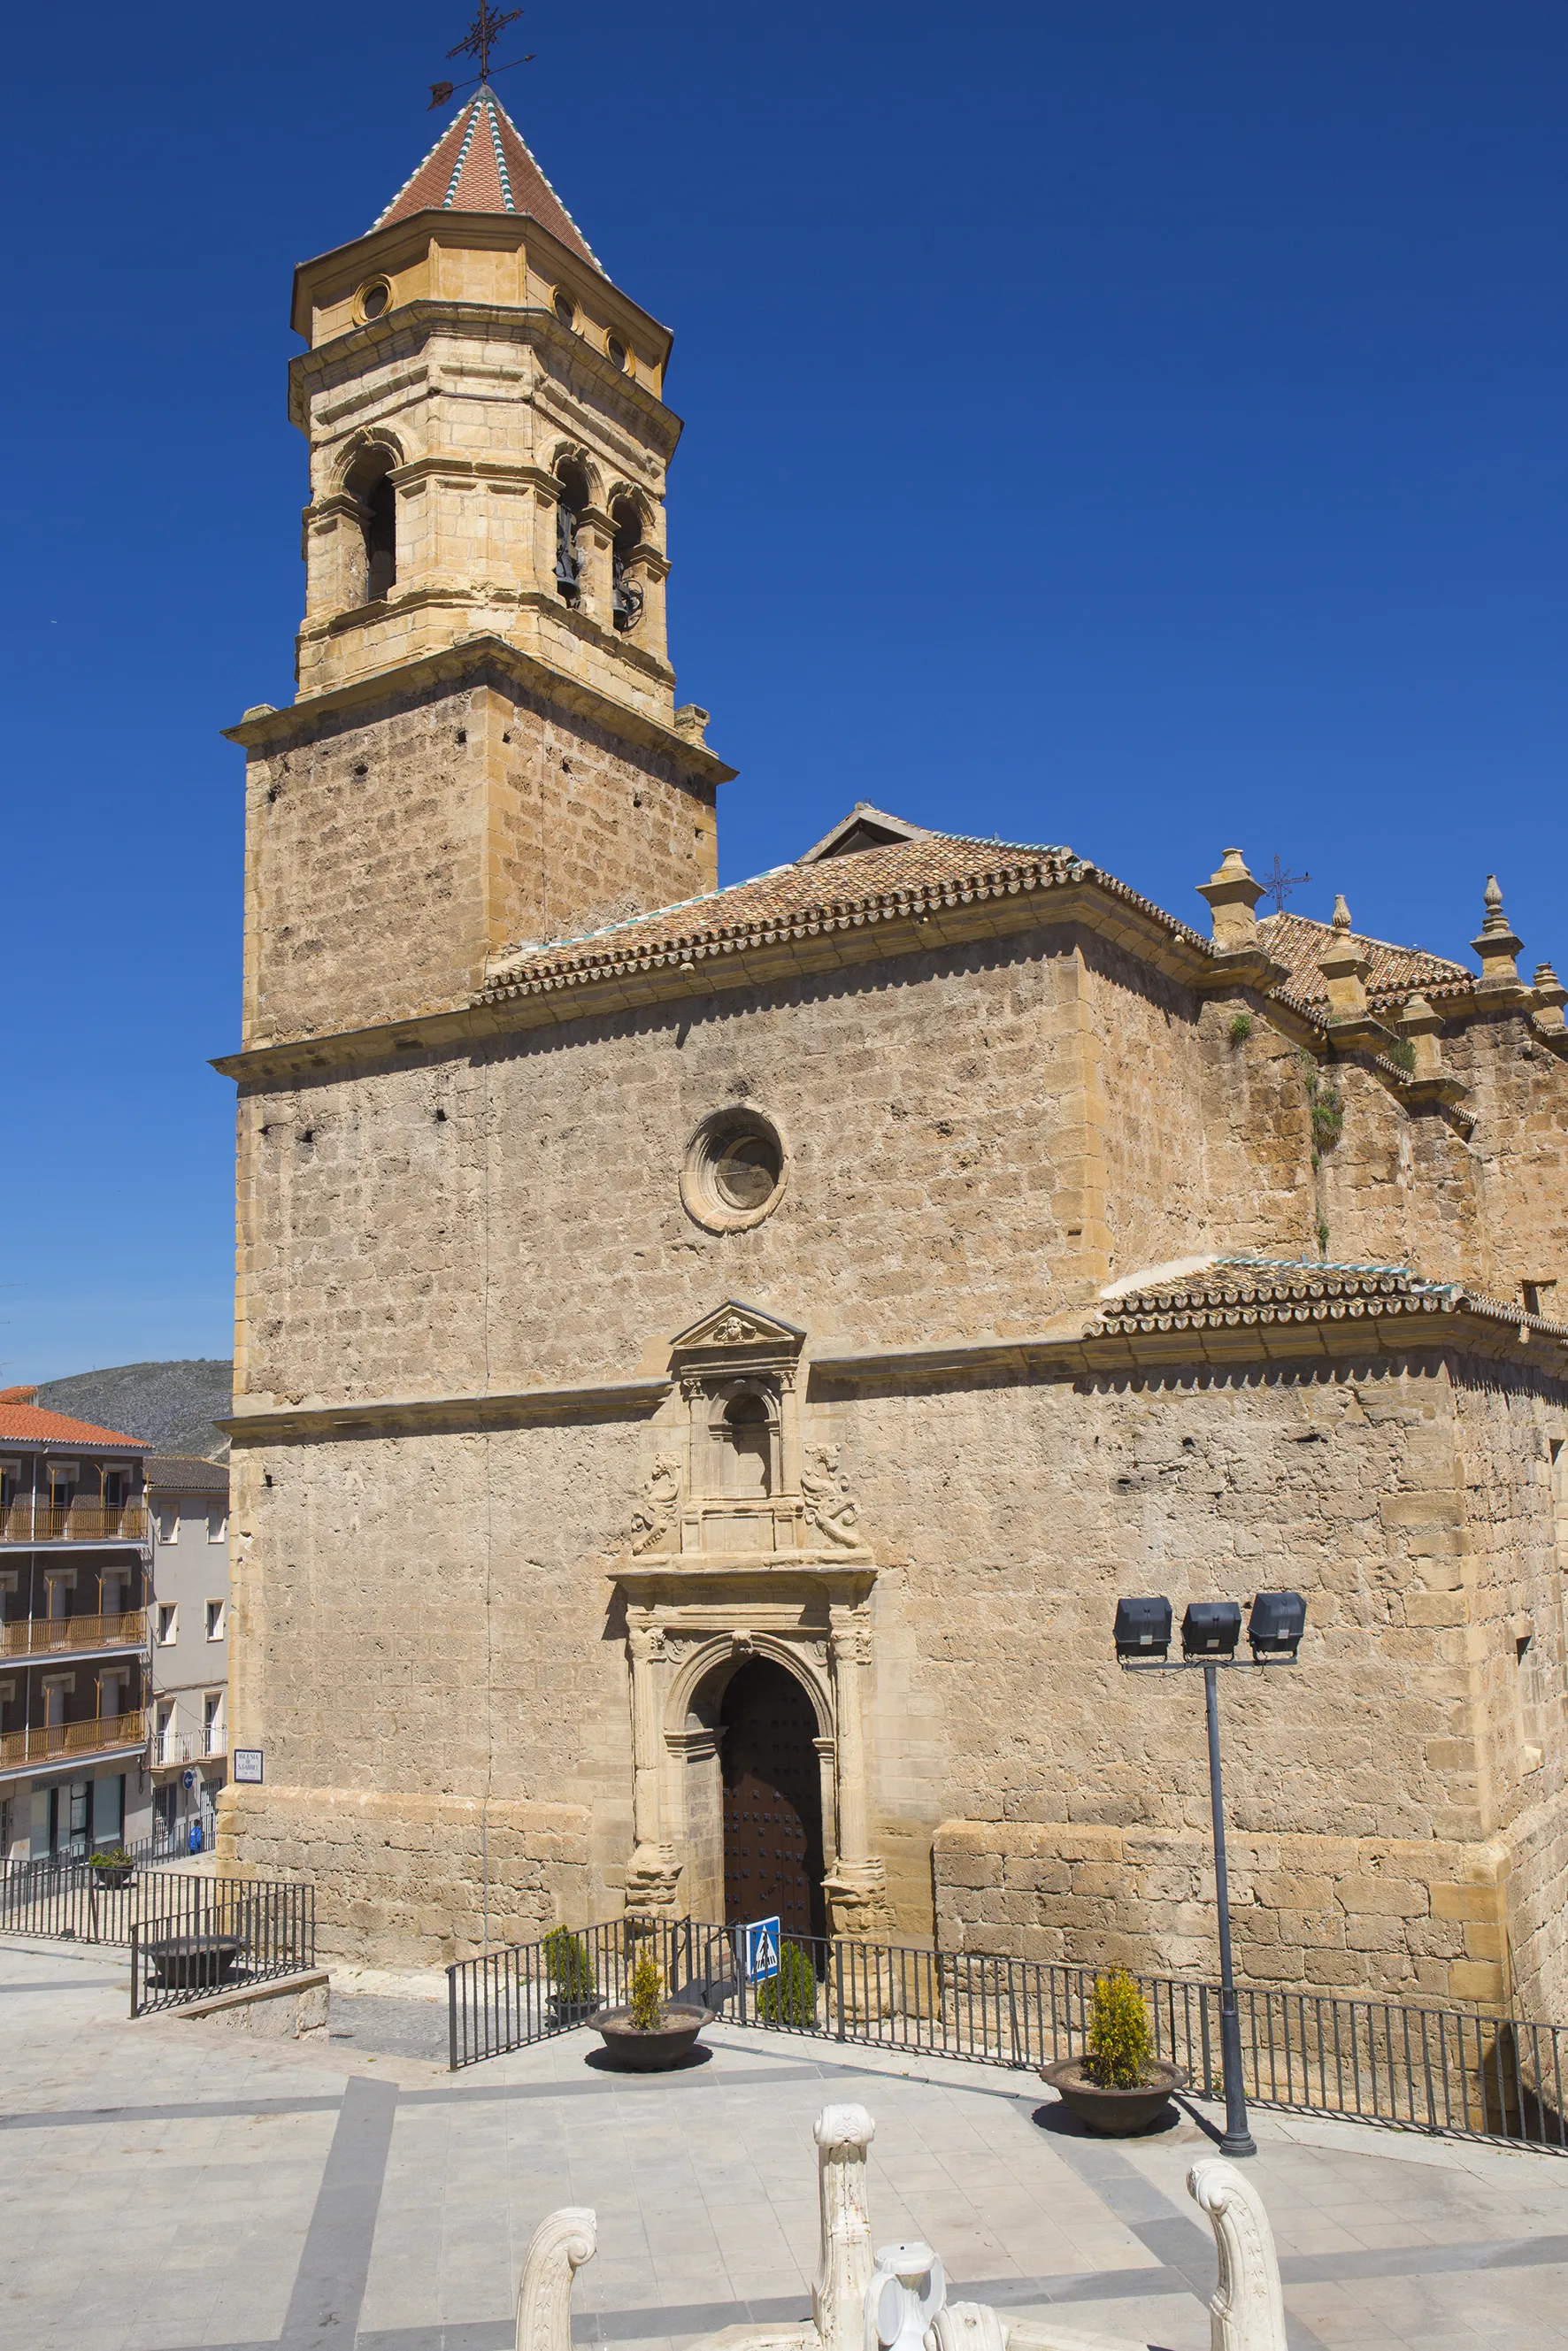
top-left (516, 2109), bottom-right (1289, 2351)
top-left (514, 2208), bottom-right (597, 2351)
top-left (801, 1447), bottom-right (860, 1548)
top-left (626, 1454), bottom-right (682, 1556)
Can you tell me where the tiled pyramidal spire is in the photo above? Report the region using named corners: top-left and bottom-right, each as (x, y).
top-left (372, 87), bottom-right (603, 271)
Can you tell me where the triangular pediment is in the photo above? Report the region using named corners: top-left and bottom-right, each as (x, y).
top-left (799, 803), bottom-right (929, 864)
top-left (669, 1300), bottom-right (806, 1360)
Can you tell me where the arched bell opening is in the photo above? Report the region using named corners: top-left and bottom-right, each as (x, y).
top-left (343, 445), bottom-right (398, 605)
top-left (672, 1645), bottom-right (830, 1938)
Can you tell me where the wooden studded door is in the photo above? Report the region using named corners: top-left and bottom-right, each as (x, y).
top-left (720, 1657), bottom-right (826, 1942)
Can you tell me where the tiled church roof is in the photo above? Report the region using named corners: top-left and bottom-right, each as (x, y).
top-left (372, 88), bottom-right (602, 270)
top-left (477, 831), bottom-right (1213, 1007)
top-left (1257, 910), bottom-right (1471, 1015)
top-left (1090, 1256), bottom-right (1568, 1345)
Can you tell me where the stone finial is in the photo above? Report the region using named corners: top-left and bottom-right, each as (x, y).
top-left (1472, 873), bottom-right (1524, 987)
top-left (673, 703), bottom-right (711, 744)
top-left (1532, 961), bottom-right (1567, 1037)
top-left (1398, 992), bottom-right (1444, 1079)
top-left (1195, 848), bottom-right (1266, 952)
top-left (1318, 903), bottom-right (1371, 1026)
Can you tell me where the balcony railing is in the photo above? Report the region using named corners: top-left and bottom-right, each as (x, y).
top-left (0, 1502), bottom-right (148, 1545)
top-left (0, 1610), bottom-right (147, 1660)
top-left (0, 1709), bottom-right (146, 1771)
top-left (154, 1725), bottom-right (226, 1766)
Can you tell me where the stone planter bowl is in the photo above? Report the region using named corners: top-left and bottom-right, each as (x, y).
top-left (1039, 2055), bottom-right (1188, 2135)
top-left (143, 1933), bottom-right (247, 1991)
top-left (594, 2004), bottom-right (710, 2071)
top-left (90, 1864), bottom-right (135, 1891)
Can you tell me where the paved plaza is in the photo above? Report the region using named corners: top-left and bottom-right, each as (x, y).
top-left (4, 1937), bottom-right (1568, 2351)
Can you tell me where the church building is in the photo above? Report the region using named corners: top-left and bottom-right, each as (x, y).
top-left (217, 88), bottom-right (1568, 2022)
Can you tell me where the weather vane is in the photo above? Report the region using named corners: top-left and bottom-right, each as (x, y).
top-left (1263, 854), bottom-right (1309, 914)
top-left (428, 3), bottom-right (535, 107)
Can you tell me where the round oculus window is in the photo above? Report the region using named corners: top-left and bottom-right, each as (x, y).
top-left (554, 290), bottom-right (576, 327)
top-left (681, 1109), bottom-right (788, 1233)
top-left (606, 334), bottom-right (628, 372)
top-left (359, 280), bottom-right (390, 320)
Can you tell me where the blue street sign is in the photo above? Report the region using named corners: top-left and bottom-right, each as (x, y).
top-left (740, 1917), bottom-right (781, 1983)
top-left (181, 1770), bottom-right (196, 1790)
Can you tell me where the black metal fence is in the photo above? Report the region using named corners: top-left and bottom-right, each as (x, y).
top-left (129, 1878), bottom-right (315, 2015)
top-left (1, 1812), bottom-right (216, 1886)
top-left (446, 1919), bottom-right (1568, 2150)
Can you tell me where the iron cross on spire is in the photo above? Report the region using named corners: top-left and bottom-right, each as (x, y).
top-left (428, 4), bottom-right (534, 106)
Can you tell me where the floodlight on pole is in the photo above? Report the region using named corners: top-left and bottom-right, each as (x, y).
top-left (1111, 1587), bottom-right (1309, 2160)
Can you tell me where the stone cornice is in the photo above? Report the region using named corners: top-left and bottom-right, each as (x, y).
top-left (219, 1374), bottom-right (671, 1445)
top-left (288, 299), bottom-right (681, 450)
top-left (221, 634), bottom-right (735, 788)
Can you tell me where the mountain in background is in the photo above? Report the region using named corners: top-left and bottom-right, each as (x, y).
top-left (35, 1360), bottom-right (233, 1462)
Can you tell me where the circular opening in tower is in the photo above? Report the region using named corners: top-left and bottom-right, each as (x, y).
top-left (606, 334), bottom-right (628, 372)
top-left (554, 290), bottom-right (576, 328)
top-left (357, 279), bottom-right (391, 322)
top-left (681, 1109), bottom-right (788, 1233)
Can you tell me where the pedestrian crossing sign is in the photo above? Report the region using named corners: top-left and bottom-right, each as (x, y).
top-left (740, 1917), bottom-right (781, 1982)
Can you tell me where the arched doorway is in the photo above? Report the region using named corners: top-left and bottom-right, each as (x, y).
top-left (720, 1657), bottom-right (826, 1941)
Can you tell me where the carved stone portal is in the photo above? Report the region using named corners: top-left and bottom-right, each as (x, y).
top-left (611, 1301), bottom-right (890, 1939)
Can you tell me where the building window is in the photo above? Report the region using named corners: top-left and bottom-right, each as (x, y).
top-left (204, 1690), bottom-right (225, 1754)
top-left (680, 1108), bottom-right (788, 1233)
top-left (554, 459), bottom-right (588, 606)
top-left (206, 1600), bottom-right (225, 1640)
top-left (611, 498), bottom-right (644, 634)
top-left (157, 1503), bottom-right (179, 1544)
top-left (553, 289), bottom-right (576, 328)
top-left (102, 1466), bottom-right (128, 1511)
top-left (345, 445), bottom-right (397, 605)
top-left (207, 1508), bottom-right (227, 1544)
top-left (157, 1604), bottom-right (177, 1645)
top-left (0, 1461), bottom-right (19, 1512)
top-left (49, 1465), bottom-right (76, 1518)
top-left (157, 1702), bottom-right (174, 1764)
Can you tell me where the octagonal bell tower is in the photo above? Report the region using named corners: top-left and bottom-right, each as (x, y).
top-left (228, 88), bottom-right (734, 1049)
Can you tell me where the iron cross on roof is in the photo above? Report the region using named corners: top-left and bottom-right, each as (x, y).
top-left (1264, 854), bottom-right (1310, 914)
top-left (428, 3), bottom-right (534, 106)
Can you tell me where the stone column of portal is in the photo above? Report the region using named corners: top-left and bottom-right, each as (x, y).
top-left (624, 1615), bottom-right (680, 1919)
top-left (824, 1609), bottom-right (890, 1939)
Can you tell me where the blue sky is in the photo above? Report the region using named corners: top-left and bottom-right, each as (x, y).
top-left (2, 2), bottom-right (1564, 1382)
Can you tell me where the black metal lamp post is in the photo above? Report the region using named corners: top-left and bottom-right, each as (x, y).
top-left (1112, 1587), bottom-right (1306, 2160)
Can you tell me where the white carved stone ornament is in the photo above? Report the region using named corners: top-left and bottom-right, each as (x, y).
top-left (519, 2106), bottom-right (1289, 2351)
top-left (801, 1447), bottom-right (860, 1548)
top-left (626, 1454), bottom-right (682, 1556)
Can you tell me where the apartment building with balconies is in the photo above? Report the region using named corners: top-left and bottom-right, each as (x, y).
top-left (0, 1387), bottom-right (152, 1862)
top-left (146, 1455), bottom-right (229, 1848)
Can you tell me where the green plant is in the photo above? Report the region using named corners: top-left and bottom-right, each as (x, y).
top-left (757, 1940), bottom-right (817, 2026)
top-left (627, 1943), bottom-right (662, 2032)
top-left (1317, 1218), bottom-right (1331, 1259)
top-left (1084, 1968), bottom-right (1153, 2090)
top-left (89, 1848), bottom-right (132, 1871)
top-left (543, 1927), bottom-right (595, 2002)
top-left (1303, 1064), bottom-right (1344, 1153)
top-left (1227, 1010), bottom-right (1253, 1045)
top-left (1387, 1037), bottom-right (1417, 1074)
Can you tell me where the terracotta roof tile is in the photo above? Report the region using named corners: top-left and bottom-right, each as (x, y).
top-left (0, 1401), bottom-right (145, 1448)
top-left (1257, 910), bottom-right (1472, 1016)
top-left (476, 827), bottom-right (1202, 1005)
top-left (372, 89), bottom-right (602, 270)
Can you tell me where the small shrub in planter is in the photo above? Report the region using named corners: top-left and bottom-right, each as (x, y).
top-left (543, 1927), bottom-right (597, 2021)
top-left (627, 1944), bottom-right (662, 2031)
top-left (1040, 1968), bottom-right (1187, 2134)
top-left (89, 1848), bottom-right (135, 1886)
top-left (757, 1940), bottom-right (817, 2027)
top-left (1085, 1969), bottom-right (1153, 2088)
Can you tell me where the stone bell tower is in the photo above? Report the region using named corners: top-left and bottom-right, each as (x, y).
top-left (228, 88), bottom-right (734, 1049)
